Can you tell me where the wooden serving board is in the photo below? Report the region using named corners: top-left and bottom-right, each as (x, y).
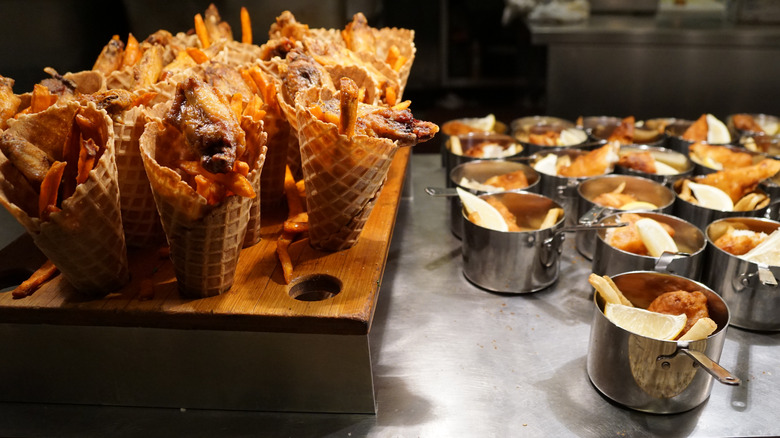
top-left (0, 148), bottom-right (410, 336)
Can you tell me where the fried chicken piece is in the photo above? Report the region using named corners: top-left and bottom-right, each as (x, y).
top-left (203, 3), bottom-right (233, 43)
top-left (528, 129), bottom-right (560, 146)
top-left (79, 89), bottom-right (135, 116)
top-left (342, 13), bottom-right (375, 53)
top-left (312, 85), bottom-right (438, 147)
top-left (682, 114), bottom-right (708, 142)
top-left (689, 142), bottom-right (753, 170)
top-left (260, 37), bottom-right (298, 60)
top-left (713, 228), bottom-right (768, 256)
top-left (608, 116), bottom-right (635, 144)
top-left (647, 290), bottom-right (709, 336)
top-left (617, 151), bottom-right (657, 174)
top-left (0, 131), bottom-right (53, 188)
top-left (165, 77), bottom-right (246, 174)
top-left (203, 63), bottom-right (255, 102)
top-left (281, 50), bottom-right (330, 107)
top-left (592, 191), bottom-right (638, 209)
top-left (0, 75), bottom-right (21, 129)
top-left (269, 10), bottom-right (310, 42)
top-left (696, 159), bottom-right (780, 203)
top-left (483, 170), bottom-right (529, 190)
top-left (558, 142), bottom-right (619, 178)
top-left (605, 213), bottom-right (675, 256)
top-left (93, 35), bottom-right (125, 76)
top-left (480, 196), bottom-right (523, 232)
top-left (731, 114), bottom-right (764, 133)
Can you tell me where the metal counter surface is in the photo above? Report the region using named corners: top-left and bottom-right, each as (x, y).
top-left (0, 153), bottom-right (778, 437)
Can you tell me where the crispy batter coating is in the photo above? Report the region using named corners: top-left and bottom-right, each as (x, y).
top-left (690, 142), bottom-right (753, 169)
top-left (647, 290), bottom-right (709, 335)
top-left (695, 159), bottom-right (780, 203)
top-left (558, 143), bottom-right (618, 178)
top-left (618, 151), bottom-right (657, 174)
top-left (682, 114), bottom-right (708, 142)
top-left (713, 228), bottom-right (767, 256)
top-left (731, 114), bottom-right (764, 133)
top-left (483, 170), bottom-right (529, 190)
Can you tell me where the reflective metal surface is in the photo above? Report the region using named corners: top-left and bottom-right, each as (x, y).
top-left (0, 154), bottom-right (779, 437)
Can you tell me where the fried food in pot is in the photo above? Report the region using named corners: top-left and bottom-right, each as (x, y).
top-left (648, 290), bottom-right (709, 336)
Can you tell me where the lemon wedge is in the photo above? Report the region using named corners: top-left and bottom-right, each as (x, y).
top-left (743, 229), bottom-right (780, 266)
top-left (653, 160), bottom-right (679, 175)
top-left (559, 128), bottom-right (586, 146)
top-left (687, 181), bottom-right (734, 211)
top-left (605, 303), bottom-right (687, 341)
top-left (448, 136), bottom-right (463, 155)
top-left (467, 114), bottom-right (496, 132)
top-left (677, 317), bottom-right (717, 341)
top-left (619, 201), bottom-right (658, 211)
top-left (533, 154), bottom-right (558, 175)
top-left (635, 217), bottom-right (679, 257)
top-left (457, 188), bottom-right (509, 232)
top-left (706, 114), bottom-right (731, 144)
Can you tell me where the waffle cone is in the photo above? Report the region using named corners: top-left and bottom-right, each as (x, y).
top-left (114, 106), bottom-right (165, 247)
top-left (0, 101), bottom-right (129, 295)
top-left (139, 112), bottom-right (265, 296)
top-left (241, 115), bottom-right (268, 247)
top-left (295, 88), bottom-right (398, 251)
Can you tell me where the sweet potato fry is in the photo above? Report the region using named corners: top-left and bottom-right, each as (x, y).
top-left (276, 231), bottom-right (295, 284)
top-left (29, 84), bottom-right (57, 113)
top-left (132, 91), bottom-right (158, 107)
top-left (284, 219), bottom-right (309, 234)
top-left (392, 100), bottom-right (411, 111)
top-left (180, 161), bottom-right (255, 199)
top-left (194, 13), bottom-right (210, 48)
top-left (12, 259), bottom-right (58, 299)
top-left (229, 93), bottom-right (244, 120)
top-left (138, 278), bottom-right (155, 301)
top-left (122, 33), bottom-right (141, 67)
top-left (241, 6), bottom-right (252, 44)
top-left (339, 78), bottom-right (358, 137)
top-left (239, 69), bottom-right (260, 96)
top-left (284, 165), bottom-right (304, 217)
top-left (38, 160), bottom-right (66, 220)
top-left (233, 160), bottom-right (250, 177)
top-left (385, 85), bottom-right (397, 106)
top-left (76, 137), bottom-right (99, 184)
top-left (186, 47), bottom-right (210, 64)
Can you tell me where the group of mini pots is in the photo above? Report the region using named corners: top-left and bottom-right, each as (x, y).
top-left (435, 114), bottom-right (780, 414)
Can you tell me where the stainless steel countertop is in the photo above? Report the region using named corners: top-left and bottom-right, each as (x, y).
top-left (530, 14), bottom-right (780, 47)
top-left (0, 153), bottom-right (778, 437)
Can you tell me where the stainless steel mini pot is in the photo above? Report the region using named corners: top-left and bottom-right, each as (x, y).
top-left (703, 217), bottom-right (780, 331)
top-left (446, 160), bottom-right (540, 239)
top-left (575, 175), bottom-right (676, 260)
top-left (591, 212), bottom-right (706, 280)
top-left (672, 180), bottom-right (772, 231)
top-left (530, 149), bottom-right (615, 226)
top-left (461, 192), bottom-right (565, 293)
top-left (443, 133), bottom-right (523, 187)
top-left (587, 271), bottom-right (739, 414)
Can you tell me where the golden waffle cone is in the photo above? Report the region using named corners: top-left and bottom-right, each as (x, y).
top-left (241, 115), bottom-right (268, 247)
top-left (295, 89), bottom-right (398, 251)
top-left (372, 27), bottom-right (416, 94)
top-left (325, 64), bottom-right (380, 104)
top-left (0, 101), bottom-right (129, 295)
top-left (207, 40), bottom-right (264, 68)
top-left (114, 106), bottom-right (165, 247)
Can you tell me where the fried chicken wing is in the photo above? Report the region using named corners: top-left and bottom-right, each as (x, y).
top-left (0, 131), bottom-right (53, 187)
top-left (617, 151), bottom-right (657, 174)
top-left (647, 290), bottom-right (709, 335)
top-left (0, 75), bottom-right (20, 129)
top-left (281, 50), bottom-right (331, 107)
top-left (92, 35), bottom-right (125, 76)
top-left (165, 77), bottom-right (246, 174)
top-left (341, 13), bottom-right (375, 53)
top-left (695, 159), bottom-right (780, 202)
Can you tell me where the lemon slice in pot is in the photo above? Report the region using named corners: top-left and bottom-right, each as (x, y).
top-left (653, 160), bottom-right (679, 175)
top-left (706, 114), bottom-right (731, 144)
top-left (533, 154), bottom-right (558, 176)
top-left (457, 188), bottom-right (509, 232)
top-left (619, 201), bottom-right (658, 211)
top-left (687, 181), bottom-right (734, 211)
top-left (605, 303), bottom-right (687, 341)
top-left (467, 114), bottom-right (496, 132)
top-left (635, 217), bottom-right (678, 257)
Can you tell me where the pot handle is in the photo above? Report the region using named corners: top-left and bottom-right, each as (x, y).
top-left (424, 187), bottom-right (458, 197)
top-left (654, 251), bottom-right (693, 275)
top-left (677, 347), bottom-right (741, 386)
top-left (578, 205), bottom-right (608, 225)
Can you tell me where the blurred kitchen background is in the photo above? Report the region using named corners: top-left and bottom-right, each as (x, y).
top-left (2, 0), bottom-right (780, 153)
